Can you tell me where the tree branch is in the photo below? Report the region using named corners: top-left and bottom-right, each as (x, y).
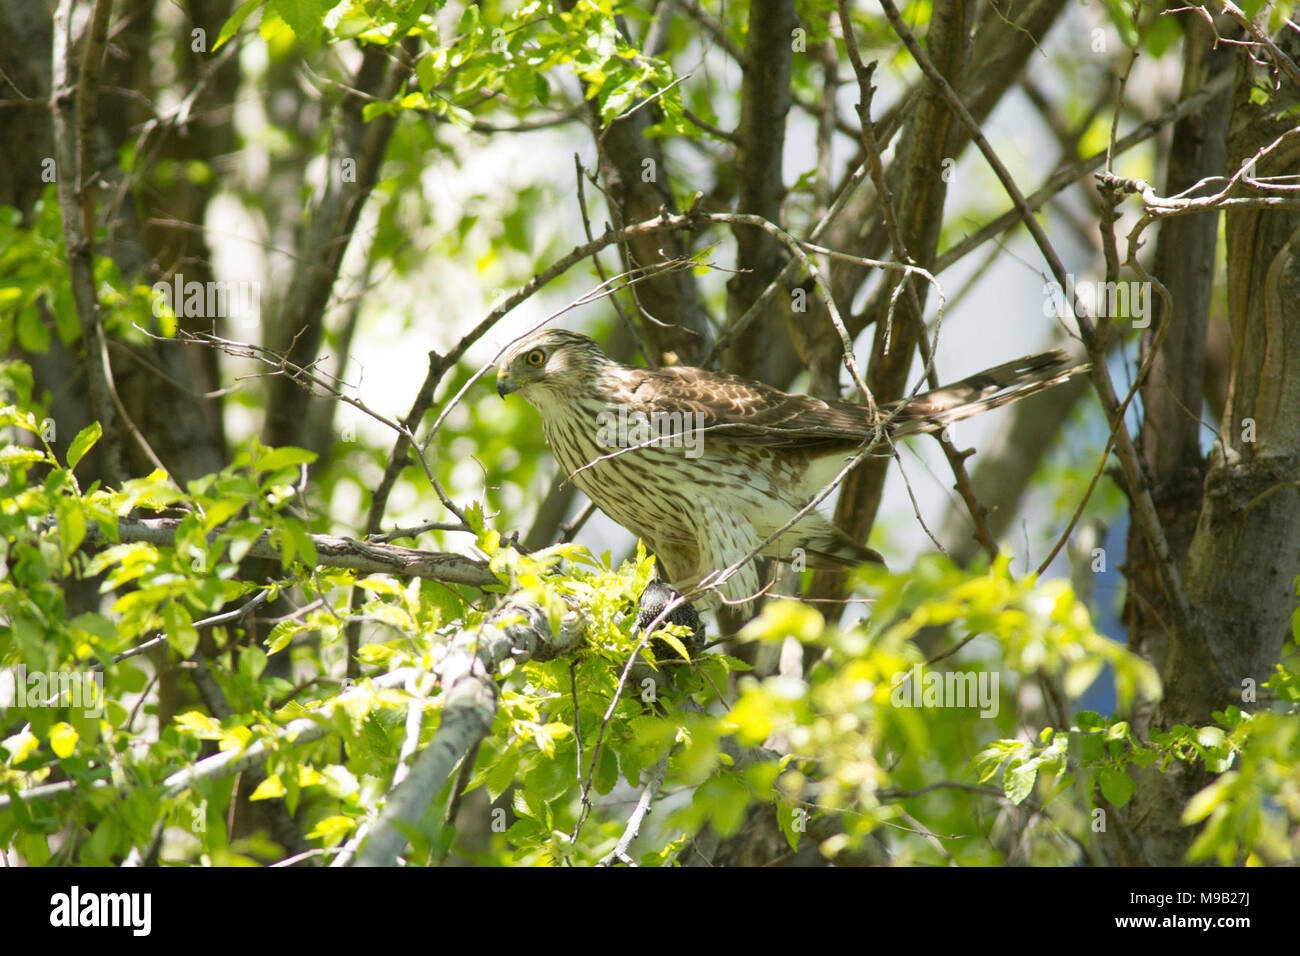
top-left (0, 667), bottom-right (428, 814)
top-left (836, 0), bottom-right (995, 561)
top-left (263, 38), bottom-right (419, 449)
top-left (50, 0), bottom-right (125, 487)
top-left (721, 0), bottom-right (798, 383)
top-left (876, 0), bottom-right (1195, 636)
top-left (354, 602), bottom-right (585, 866)
top-left (85, 517), bottom-right (500, 587)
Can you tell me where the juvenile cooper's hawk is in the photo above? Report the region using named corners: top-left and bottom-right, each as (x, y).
top-left (497, 328), bottom-right (1086, 609)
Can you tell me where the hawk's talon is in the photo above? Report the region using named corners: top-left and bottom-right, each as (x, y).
top-left (636, 581), bottom-right (706, 662)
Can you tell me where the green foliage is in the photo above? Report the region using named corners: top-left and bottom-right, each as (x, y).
top-left (2, 0), bottom-right (1296, 869)
top-left (974, 687), bottom-right (1300, 866)
top-left (0, 191), bottom-right (168, 356)
top-left (4, 353), bottom-right (1298, 864)
top-left (710, 555), bottom-right (1160, 862)
top-left (0, 371), bottom-right (749, 864)
top-left (256, 0), bottom-right (700, 141)
top-left (0, 198), bottom-right (80, 352)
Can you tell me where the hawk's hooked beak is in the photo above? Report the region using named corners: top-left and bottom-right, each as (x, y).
top-left (496, 371), bottom-right (517, 397)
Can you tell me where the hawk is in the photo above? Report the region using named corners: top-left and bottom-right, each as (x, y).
top-left (497, 328), bottom-right (1086, 610)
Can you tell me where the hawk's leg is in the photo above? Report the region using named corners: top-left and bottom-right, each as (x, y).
top-left (636, 580), bottom-right (706, 662)
top-left (632, 581), bottom-right (706, 711)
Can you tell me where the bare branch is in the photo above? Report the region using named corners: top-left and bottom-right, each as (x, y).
top-left (1212, 1), bottom-right (1300, 88)
top-left (263, 38), bottom-right (420, 449)
top-left (83, 517), bottom-right (500, 587)
top-left (595, 754), bottom-right (667, 867)
top-left (934, 69), bottom-right (1238, 276)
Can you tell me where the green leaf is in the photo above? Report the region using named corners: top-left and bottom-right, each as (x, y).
top-left (694, 774), bottom-right (749, 837)
top-left (1182, 774), bottom-right (1234, 824)
top-left (3, 727), bottom-right (40, 763)
top-left (593, 740), bottom-right (619, 796)
top-left (458, 3), bottom-right (480, 37)
top-left (278, 524), bottom-right (297, 569)
top-left (1078, 733), bottom-right (1104, 764)
top-left (362, 101), bottom-right (397, 121)
top-left (214, 0), bottom-right (265, 51)
top-left (66, 421), bottom-right (102, 470)
top-left (0, 446), bottom-right (46, 466)
top-left (1195, 725), bottom-right (1226, 749)
top-left (202, 498), bottom-right (246, 530)
top-left (1004, 760), bottom-right (1038, 804)
top-left (443, 103), bottom-right (475, 130)
top-left (463, 501), bottom-right (486, 535)
top-left (257, 445), bottom-right (317, 475)
top-left (226, 521), bottom-right (264, 564)
top-left (265, 620), bottom-right (304, 655)
top-left (416, 54), bottom-right (438, 93)
top-left (58, 502), bottom-right (86, 558)
top-left (656, 631), bottom-right (691, 662)
top-left (239, 645), bottom-right (267, 681)
top-left (17, 306), bottom-right (50, 353)
top-left (1098, 766), bottom-right (1135, 808)
top-left (266, 0), bottom-right (325, 43)
top-left (483, 749), bottom-right (520, 802)
top-left (0, 404), bottom-right (38, 432)
top-left (1101, 0), bottom-right (1140, 47)
top-left (250, 774), bottom-right (286, 800)
top-left (1064, 656), bottom-right (1103, 697)
top-left (738, 600), bottom-right (824, 644)
top-left (321, 765), bottom-right (360, 799)
top-left (357, 575), bottom-right (404, 598)
top-left (306, 815), bottom-right (357, 843)
top-left (163, 602), bottom-right (200, 657)
top-left (284, 518), bottom-right (317, 568)
top-left (777, 804), bottom-right (803, 851)
top-left (69, 612), bottom-right (117, 644)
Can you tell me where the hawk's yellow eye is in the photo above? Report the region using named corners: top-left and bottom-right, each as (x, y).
top-left (526, 349), bottom-right (546, 367)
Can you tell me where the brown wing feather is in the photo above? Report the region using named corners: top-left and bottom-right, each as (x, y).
top-left (624, 366), bottom-right (874, 451)
top-left (619, 350), bottom-right (1085, 451)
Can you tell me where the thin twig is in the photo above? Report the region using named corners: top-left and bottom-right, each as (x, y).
top-left (836, 0), bottom-right (994, 559)
top-left (877, 0), bottom-right (1194, 636)
top-left (574, 153), bottom-right (650, 365)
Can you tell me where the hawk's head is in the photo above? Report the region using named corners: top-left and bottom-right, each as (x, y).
top-left (496, 328), bottom-right (608, 401)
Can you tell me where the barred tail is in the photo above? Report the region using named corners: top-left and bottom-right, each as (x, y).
top-left (887, 350), bottom-right (1088, 437)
